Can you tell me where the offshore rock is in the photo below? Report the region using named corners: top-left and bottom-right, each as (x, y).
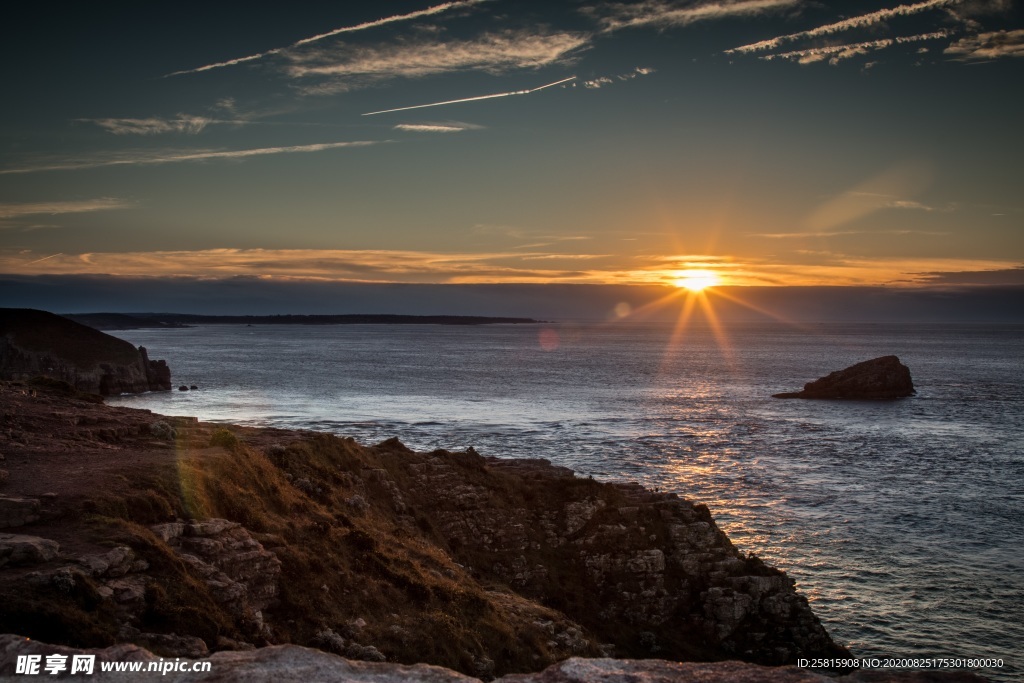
top-left (0, 308), bottom-right (171, 395)
top-left (0, 637), bottom-right (989, 683)
top-left (773, 355), bottom-right (915, 400)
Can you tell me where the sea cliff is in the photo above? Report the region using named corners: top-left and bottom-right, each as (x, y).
top-left (0, 379), bottom-right (846, 678)
top-left (0, 309), bottom-right (171, 395)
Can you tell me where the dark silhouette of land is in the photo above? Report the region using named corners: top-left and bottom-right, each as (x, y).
top-left (66, 312), bottom-right (543, 330)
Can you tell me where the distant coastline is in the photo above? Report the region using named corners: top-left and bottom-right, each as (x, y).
top-left (66, 312), bottom-right (545, 330)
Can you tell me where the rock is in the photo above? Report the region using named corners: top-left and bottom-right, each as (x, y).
top-left (499, 658), bottom-right (988, 683)
top-left (154, 518), bottom-right (282, 618)
top-left (75, 546), bottom-right (136, 578)
top-left (773, 356), bottom-right (915, 399)
top-left (0, 637), bottom-right (989, 683)
top-left (0, 495), bottom-right (41, 529)
top-left (190, 385), bottom-right (199, 390)
top-left (179, 385), bottom-right (189, 391)
top-left (0, 533), bottom-right (60, 567)
top-left (0, 309), bottom-right (172, 395)
top-left (135, 632), bottom-right (209, 658)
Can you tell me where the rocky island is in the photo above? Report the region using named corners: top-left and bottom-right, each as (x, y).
top-left (773, 356), bottom-right (915, 400)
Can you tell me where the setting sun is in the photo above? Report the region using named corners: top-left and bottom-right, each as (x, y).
top-left (673, 270), bottom-right (719, 292)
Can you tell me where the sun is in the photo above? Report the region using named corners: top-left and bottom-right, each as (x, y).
top-left (672, 269), bottom-right (719, 292)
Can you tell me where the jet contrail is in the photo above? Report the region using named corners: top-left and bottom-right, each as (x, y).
top-left (166, 0), bottom-right (488, 77)
top-left (25, 252), bottom-right (63, 265)
top-left (363, 76), bottom-right (576, 116)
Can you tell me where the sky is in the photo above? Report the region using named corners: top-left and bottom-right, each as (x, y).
top-left (1, 0), bottom-right (1022, 316)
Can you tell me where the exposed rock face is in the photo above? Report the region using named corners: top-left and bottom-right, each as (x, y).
top-left (152, 518), bottom-right (282, 623)
top-left (773, 356), bottom-right (915, 400)
top-left (402, 455), bottom-right (842, 664)
top-left (0, 308), bottom-right (171, 395)
top-left (0, 637), bottom-right (989, 683)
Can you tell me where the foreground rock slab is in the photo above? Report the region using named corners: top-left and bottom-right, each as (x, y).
top-left (0, 636), bottom-right (988, 683)
top-left (773, 356), bottom-right (915, 400)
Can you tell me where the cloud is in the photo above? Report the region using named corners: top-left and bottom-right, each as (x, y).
top-left (166, 0), bottom-right (489, 77)
top-left (728, 0), bottom-right (957, 54)
top-left (761, 31), bottom-right (952, 64)
top-left (393, 121), bottom-right (483, 132)
top-left (0, 247), bottom-right (612, 284)
top-left (287, 31), bottom-right (589, 94)
top-left (944, 29), bottom-right (1024, 59)
top-left (0, 141), bottom-right (387, 175)
top-left (749, 229), bottom-right (949, 238)
top-left (80, 115), bottom-right (219, 135)
top-left (584, 66), bottom-right (656, 88)
top-left (885, 199), bottom-right (938, 211)
top-left (363, 76), bottom-right (575, 116)
top-left (0, 198), bottom-right (134, 219)
top-left (591, 0), bottom-right (800, 32)
top-left (911, 266), bottom-right (1024, 284)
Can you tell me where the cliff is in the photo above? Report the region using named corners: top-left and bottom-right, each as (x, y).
top-left (0, 309), bottom-right (171, 395)
top-left (0, 380), bottom-right (846, 679)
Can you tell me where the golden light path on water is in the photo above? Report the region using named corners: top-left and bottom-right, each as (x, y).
top-left (601, 278), bottom-right (825, 603)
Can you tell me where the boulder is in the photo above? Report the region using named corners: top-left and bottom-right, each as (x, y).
top-left (773, 356), bottom-right (915, 400)
top-left (0, 533), bottom-right (60, 567)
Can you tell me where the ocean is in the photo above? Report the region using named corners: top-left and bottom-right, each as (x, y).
top-left (109, 322), bottom-right (1023, 681)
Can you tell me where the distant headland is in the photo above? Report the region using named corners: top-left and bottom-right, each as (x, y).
top-left (66, 312), bottom-right (544, 330)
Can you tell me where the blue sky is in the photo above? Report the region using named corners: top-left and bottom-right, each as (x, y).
top-left (1, 0), bottom-right (1022, 304)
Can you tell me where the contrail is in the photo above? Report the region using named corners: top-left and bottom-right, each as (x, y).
top-left (166, 1), bottom-right (488, 77)
top-left (25, 252), bottom-right (63, 265)
top-left (363, 76), bottom-right (576, 116)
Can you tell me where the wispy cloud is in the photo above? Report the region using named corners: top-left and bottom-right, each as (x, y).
top-left (749, 229), bottom-right (950, 238)
top-left (363, 77), bottom-right (575, 116)
top-left (79, 115), bottom-right (220, 135)
top-left (945, 29), bottom-right (1024, 59)
top-left (289, 31), bottom-right (589, 94)
top-left (393, 121), bottom-right (483, 133)
top-left (0, 198), bottom-right (133, 218)
top-left (728, 0), bottom-right (957, 54)
top-left (166, 0), bottom-right (489, 77)
top-left (0, 247), bottom-right (610, 284)
top-left (0, 141), bottom-right (387, 175)
top-left (591, 0), bottom-right (800, 32)
top-left (762, 31), bottom-right (952, 64)
top-left (584, 66), bottom-right (656, 88)
top-left (912, 266), bottom-right (1024, 284)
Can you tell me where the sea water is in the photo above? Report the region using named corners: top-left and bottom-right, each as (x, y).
top-left (109, 322), bottom-right (1023, 681)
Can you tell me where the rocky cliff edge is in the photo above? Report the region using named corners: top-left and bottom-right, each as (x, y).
top-left (0, 309), bottom-right (171, 395)
top-left (0, 380), bottom-right (846, 678)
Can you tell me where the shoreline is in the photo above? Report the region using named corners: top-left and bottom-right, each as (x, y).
top-left (0, 379), bottom-right (849, 678)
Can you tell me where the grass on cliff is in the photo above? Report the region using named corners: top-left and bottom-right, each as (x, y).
top-left (43, 426), bottom-right (595, 676)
